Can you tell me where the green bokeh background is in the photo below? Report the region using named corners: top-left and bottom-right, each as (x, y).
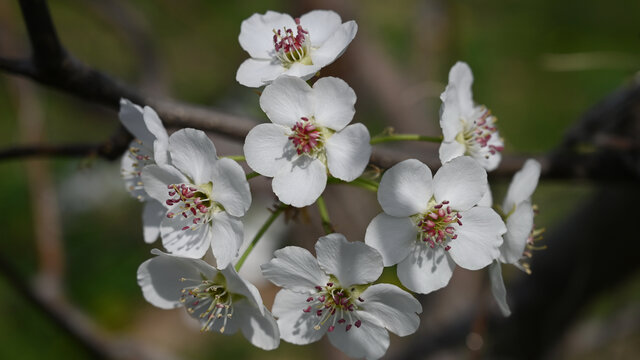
top-left (0, 0), bottom-right (638, 359)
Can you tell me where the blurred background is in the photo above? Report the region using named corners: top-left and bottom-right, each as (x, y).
top-left (0, 0), bottom-right (639, 359)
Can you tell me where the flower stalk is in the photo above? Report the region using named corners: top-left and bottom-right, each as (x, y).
top-left (235, 204), bottom-right (287, 271)
top-left (370, 133), bottom-right (442, 145)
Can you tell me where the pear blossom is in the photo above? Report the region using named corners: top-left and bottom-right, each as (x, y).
top-left (487, 159), bottom-right (542, 316)
top-left (261, 233), bottom-right (421, 360)
top-left (137, 249), bottom-right (280, 350)
top-left (141, 128), bottom-right (251, 267)
top-left (243, 75), bottom-right (371, 207)
top-left (364, 157), bottom-right (506, 294)
top-left (439, 62), bottom-right (504, 171)
top-left (236, 10), bottom-right (357, 87)
top-left (119, 99), bottom-right (170, 244)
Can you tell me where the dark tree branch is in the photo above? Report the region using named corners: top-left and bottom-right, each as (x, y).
top-left (0, 0), bottom-right (638, 183)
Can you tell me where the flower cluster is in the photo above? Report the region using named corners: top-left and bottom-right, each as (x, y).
top-left (118, 8), bottom-right (544, 360)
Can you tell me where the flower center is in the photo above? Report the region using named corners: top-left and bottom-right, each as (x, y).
top-left (518, 204), bottom-right (545, 274)
top-left (121, 140), bottom-right (154, 199)
top-left (165, 182), bottom-right (221, 231)
top-left (301, 281), bottom-right (365, 332)
top-left (456, 107), bottom-right (504, 159)
top-left (272, 18), bottom-right (312, 66)
top-left (414, 199), bottom-right (462, 251)
top-left (289, 117), bottom-right (325, 155)
top-left (180, 275), bottom-right (234, 333)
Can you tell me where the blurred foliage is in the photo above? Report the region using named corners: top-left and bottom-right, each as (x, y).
top-left (0, 0), bottom-right (638, 359)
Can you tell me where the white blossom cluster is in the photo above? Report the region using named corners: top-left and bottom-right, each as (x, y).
top-left (119, 9), bottom-right (543, 359)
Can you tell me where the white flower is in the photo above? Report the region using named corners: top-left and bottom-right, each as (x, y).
top-left (364, 157), bottom-right (506, 294)
top-left (141, 128), bottom-right (251, 266)
top-left (243, 75), bottom-right (371, 207)
top-left (439, 62), bottom-right (504, 171)
top-left (236, 10), bottom-right (357, 88)
top-left (119, 99), bottom-right (170, 244)
top-left (137, 249), bottom-right (280, 350)
top-left (261, 233), bottom-right (421, 360)
top-left (487, 159), bottom-right (541, 316)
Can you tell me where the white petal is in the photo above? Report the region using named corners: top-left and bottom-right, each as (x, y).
top-left (300, 10), bottom-right (342, 47)
top-left (310, 21), bottom-right (357, 68)
top-left (281, 61), bottom-right (321, 80)
top-left (236, 58), bottom-right (286, 88)
top-left (142, 200), bottom-right (165, 244)
top-left (397, 244), bottom-right (456, 294)
top-left (378, 159), bottom-right (432, 217)
top-left (142, 106), bottom-right (169, 166)
top-left (358, 283), bottom-right (422, 336)
top-left (168, 129), bottom-right (218, 185)
top-left (141, 165), bottom-right (189, 205)
top-left (272, 289), bottom-right (328, 345)
top-left (439, 85), bottom-right (464, 141)
top-left (448, 61), bottom-right (474, 115)
top-left (210, 158), bottom-right (251, 217)
top-left (438, 140), bottom-right (466, 165)
top-left (261, 246), bottom-right (329, 292)
top-left (500, 201), bottom-right (534, 264)
top-left (312, 77), bottom-right (356, 131)
top-left (364, 213), bottom-right (416, 266)
top-left (327, 319), bottom-right (389, 360)
top-left (272, 156), bottom-right (327, 208)
top-left (239, 11), bottom-right (295, 59)
top-left (504, 159), bottom-right (541, 211)
top-left (478, 183), bottom-right (493, 207)
top-left (325, 123), bottom-right (371, 181)
top-left (137, 251), bottom-right (216, 309)
top-left (260, 76), bottom-right (313, 127)
top-left (221, 265), bottom-right (263, 310)
top-left (315, 233), bottom-right (383, 287)
top-left (448, 206), bottom-right (505, 270)
top-left (243, 123), bottom-right (294, 177)
top-left (210, 212), bottom-right (244, 269)
top-left (488, 261), bottom-right (511, 317)
top-left (119, 99), bottom-right (154, 145)
top-left (160, 215), bottom-right (210, 259)
top-left (237, 303), bottom-right (280, 350)
top-left (433, 156), bottom-right (487, 211)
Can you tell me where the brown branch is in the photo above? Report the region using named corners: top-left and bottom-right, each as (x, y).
top-left (1, 0), bottom-right (638, 182)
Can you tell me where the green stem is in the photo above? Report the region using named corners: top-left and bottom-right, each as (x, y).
top-left (223, 155), bottom-right (246, 161)
top-left (246, 171), bottom-right (260, 180)
top-left (235, 205), bottom-right (286, 271)
top-left (316, 196), bottom-right (333, 234)
top-left (370, 134), bottom-right (442, 145)
top-left (327, 176), bottom-right (378, 192)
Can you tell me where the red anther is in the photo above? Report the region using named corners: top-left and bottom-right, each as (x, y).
top-left (340, 298), bottom-right (349, 305)
top-left (452, 234), bottom-right (458, 239)
top-left (434, 204), bottom-right (442, 209)
top-left (315, 286), bottom-right (322, 291)
top-left (445, 227), bottom-right (454, 234)
top-left (167, 212), bottom-right (175, 218)
top-left (167, 185), bottom-right (173, 189)
top-left (442, 200), bottom-right (450, 204)
top-left (426, 220), bottom-right (436, 228)
top-left (444, 245), bottom-right (451, 251)
top-left (328, 326), bottom-right (335, 332)
top-left (190, 207), bottom-right (197, 216)
top-left (331, 308), bottom-right (336, 315)
top-left (306, 297), bottom-right (314, 302)
top-left (338, 319), bottom-right (346, 324)
top-left (182, 212), bottom-right (188, 218)
top-left (438, 208), bottom-right (446, 217)
top-left (358, 297), bottom-right (364, 302)
top-left (318, 295), bottom-right (325, 302)
top-left (168, 191), bottom-right (176, 196)
top-left (303, 306), bottom-right (311, 313)
top-left (447, 206), bottom-right (452, 214)
top-left (166, 199), bottom-right (174, 206)
top-left (429, 213), bottom-right (439, 220)
top-left (457, 213), bottom-right (462, 218)
top-left (355, 320), bottom-right (362, 328)
top-left (316, 310), bottom-right (323, 316)
top-left (327, 282), bottom-right (334, 287)
top-left (181, 226), bottom-right (190, 231)
top-left (457, 219), bottom-right (463, 226)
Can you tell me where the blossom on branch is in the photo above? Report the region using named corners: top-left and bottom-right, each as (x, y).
top-left (141, 129), bottom-right (251, 266)
top-left (486, 159), bottom-right (542, 316)
top-left (236, 10), bottom-right (357, 87)
top-left (244, 75), bottom-right (371, 207)
top-left (365, 157), bottom-right (506, 294)
top-left (119, 99), bottom-right (170, 244)
top-left (261, 233), bottom-right (421, 360)
top-left (137, 249), bottom-right (280, 350)
top-left (439, 62), bottom-right (504, 171)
